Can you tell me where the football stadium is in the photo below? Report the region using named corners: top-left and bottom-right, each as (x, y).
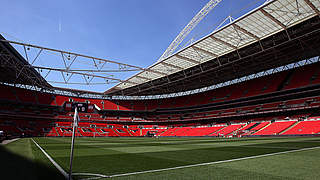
top-left (1, 0), bottom-right (320, 179)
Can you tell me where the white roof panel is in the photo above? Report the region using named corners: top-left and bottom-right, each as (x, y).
top-left (152, 63), bottom-right (179, 74)
top-left (139, 71), bottom-right (161, 80)
top-left (314, 0), bottom-right (320, 8)
top-left (166, 55), bottom-right (197, 69)
top-left (110, 0), bottom-right (320, 92)
top-left (179, 46), bottom-right (213, 63)
top-left (214, 25), bottom-right (256, 48)
top-left (196, 37), bottom-right (233, 56)
top-left (265, 0), bottom-right (314, 27)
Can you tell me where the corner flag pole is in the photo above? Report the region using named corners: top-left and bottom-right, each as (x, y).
top-left (69, 107), bottom-right (79, 180)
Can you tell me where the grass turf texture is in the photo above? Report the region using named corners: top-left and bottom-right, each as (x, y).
top-left (1, 138), bottom-right (65, 180)
top-left (3, 137), bottom-right (320, 180)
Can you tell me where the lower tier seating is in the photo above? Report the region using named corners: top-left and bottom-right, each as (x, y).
top-left (253, 121), bottom-right (297, 135)
top-left (282, 119), bottom-right (320, 135)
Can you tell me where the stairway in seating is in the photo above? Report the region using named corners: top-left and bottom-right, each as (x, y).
top-left (77, 128), bottom-right (83, 137)
top-left (111, 128), bottom-right (120, 136)
top-left (158, 129), bottom-right (169, 136)
top-left (253, 122), bottom-right (271, 134)
top-left (126, 128), bottom-right (133, 136)
top-left (279, 121), bottom-right (299, 134)
top-left (208, 126), bottom-right (226, 136)
top-left (225, 125), bottom-right (245, 136)
top-left (95, 127), bottom-right (102, 136)
top-left (54, 127), bottom-right (61, 136)
top-left (277, 70), bottom-right (294, 91)
top-left (246, 123), bottom-right (259, 131)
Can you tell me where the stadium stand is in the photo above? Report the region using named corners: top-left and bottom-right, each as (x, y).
top-left (1, 41), bottom-right (320, 138)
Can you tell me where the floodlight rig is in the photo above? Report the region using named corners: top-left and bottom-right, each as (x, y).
top-left (0, 39), bottom-right (168, 86)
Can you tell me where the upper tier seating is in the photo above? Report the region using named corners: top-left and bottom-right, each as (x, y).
top-left (284, 63), bottom-right (320, 90)
top-left (0, 85), bottom-right (16, 100)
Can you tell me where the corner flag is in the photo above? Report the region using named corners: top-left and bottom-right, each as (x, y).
top-left (73, 107), bottom-right (80, 126)
top-left (69, 107), bottom-right (80, 180)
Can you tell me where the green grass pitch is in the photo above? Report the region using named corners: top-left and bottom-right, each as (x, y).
top-left (2, 136), bottom-right (320, 180)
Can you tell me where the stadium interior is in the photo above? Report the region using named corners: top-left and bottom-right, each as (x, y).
top-left (1, 0), bottom-right (320, 179)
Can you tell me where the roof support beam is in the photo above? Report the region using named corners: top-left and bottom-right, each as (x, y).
top-left (210, 35), bottom-right (237, 49)
top-left (232, 24), bottom-right (260, 40)
top-left (192, 46), bottom-right (218, 57)
top-left (260, 9), bottom-right (286, 29)
top-left (304, 0), bottom-right (319, 16)
top-left (161, 61), bottom-right (184, 70)
top-left (175, 54), bottom-right (200, 64)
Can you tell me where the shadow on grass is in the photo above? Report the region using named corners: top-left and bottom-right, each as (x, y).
top-left (0, 145), bottom-right (65, 180)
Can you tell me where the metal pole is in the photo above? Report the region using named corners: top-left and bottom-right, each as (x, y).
top-left (68, 108), bottom-right (78, 180)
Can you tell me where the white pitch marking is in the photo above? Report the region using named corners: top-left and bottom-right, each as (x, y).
top-left (73, 173), bottom-right (109, 180)
top-left (72, 172), bottom-right (109, 177)
top-left (72, 173), bottom-right (110, 180)
top-left (32, 138), bottom-right (320, 179)
top-left (81, 177), bottom-right (104, 180)
top-left (107, 146), bottom-right (320, 178)
top-left (1, 138), bottom-right (20, 145)
top-left (31, 138), bottom-right (69, 179)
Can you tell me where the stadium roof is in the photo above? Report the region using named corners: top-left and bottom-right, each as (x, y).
top-left (107, 0), bottom-right (320, 95)
top-left (0, 0), bottom-right (319, 98)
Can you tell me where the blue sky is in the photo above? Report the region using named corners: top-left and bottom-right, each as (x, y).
top-left (0, 0), bottom-right (265, 92)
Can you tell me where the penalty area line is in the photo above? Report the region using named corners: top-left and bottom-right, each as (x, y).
top-left (31, 138), bottom-right (69, 179)
top-left (108, 146), bottom-right (320, 178)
